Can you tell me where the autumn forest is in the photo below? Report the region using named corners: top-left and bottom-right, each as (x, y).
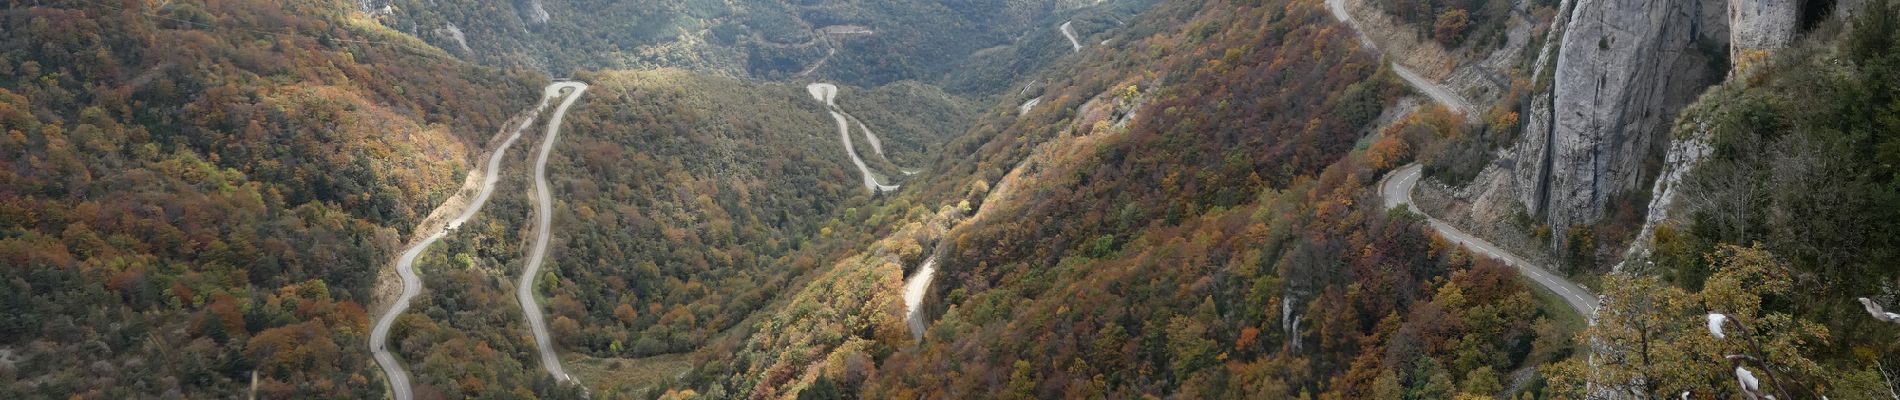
top-left (2, 0), bottom-right (1898, 398)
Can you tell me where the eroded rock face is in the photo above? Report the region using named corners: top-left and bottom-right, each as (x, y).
top-left (1615, 122), bottom-right (1712, 271)
top-left (1729, 0), bottom-right (1800, 69)
top-left (356, 0), bottom-right (393, 16)
top-left (437, 23), bottom-right (473, 54)
top-left (1475, 0), bottom-right (1729, 247)
top-left (521, 0), bottom-right (551, 24)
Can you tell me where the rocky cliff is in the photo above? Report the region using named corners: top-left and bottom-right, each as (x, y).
top-left (1463, 0), bottom-right (1731, 249)
top-left (1729, 0), bottom-right (1801, 70)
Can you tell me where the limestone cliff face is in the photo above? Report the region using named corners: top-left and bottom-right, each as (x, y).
top-left (1467, 0), bottom-right (1729, 247)
top-left (1729, 0), bottom-right (1801, 69)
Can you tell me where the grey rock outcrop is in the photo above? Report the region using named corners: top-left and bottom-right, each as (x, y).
top-left (1469, 0), bottom-right (1729, 248)
top-left (1615, 123), bottom-right (1712, 271)
top-left (1729, 0), bottom-right (1801, 66)
top-left (356, 0), bottom-right (393, 16)
top-left (521, 0), bottom-right (552, 24)
top-left (436, 23), bottom-right (473, 54)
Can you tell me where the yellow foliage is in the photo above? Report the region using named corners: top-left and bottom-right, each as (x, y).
top-left (1733, 49), bottom-right (1772, 76)
top-left (657, 389), bottom-right (701, 400)
top-left (1367, 136), bottom-right (1411, 170)
top-left (1490, 111), bottom-right (1518, 133)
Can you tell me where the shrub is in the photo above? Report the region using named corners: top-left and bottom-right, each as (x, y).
top-left (1434, 10), bottom-right (1471, 45)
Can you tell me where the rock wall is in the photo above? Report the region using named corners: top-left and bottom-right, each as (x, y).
top-left (1466, 0), bottom-right (1729, 249)
top-left (1614, 122), bottom-right (1712, 271)
top-left (1729, 0), bottom-right (1801, 71)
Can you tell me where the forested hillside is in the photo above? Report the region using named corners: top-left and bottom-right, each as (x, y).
top-left (0, 0), bottom-right (539, 397)
top-left (664, 0), bottom-right (1574, 397)
top-left (5, 0), bottom-right (1897, 397)
top-left (370, 69), bottom-right (976, 397)
top-left (540, 70), bottom-right (969, 359)
top-left (870, 0), bottom-right (1564, 395)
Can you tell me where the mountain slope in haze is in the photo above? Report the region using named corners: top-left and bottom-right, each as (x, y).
top-left (0, 0), bottom-right (538, 397)
top-left (370, 0), bottom-right (1157, 92)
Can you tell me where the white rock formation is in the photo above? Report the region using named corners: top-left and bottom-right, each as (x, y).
top-left (1614, 123), bottom-right (1710, 271)
top-left (437, 23), bottom-right (472, 54)
top-left (1281, 296), bottom-right (1304, 354)
top-left (356, 0), bottom-right (393, 16)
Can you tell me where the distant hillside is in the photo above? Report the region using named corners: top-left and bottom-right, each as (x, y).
top-left (368, 0), bottom-right (1156, 93)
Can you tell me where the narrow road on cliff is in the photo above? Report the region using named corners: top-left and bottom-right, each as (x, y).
top-left (1322, 0), bottom-right (1585, 313)
top-left (1381, 164), bottom-right (1599, 315)
top-left (520, 81), bottom-right (589, 384)
top-left (1324, 0), bottom-right (1477, 121)
top-left (371, 82), bottom-right (566, 400)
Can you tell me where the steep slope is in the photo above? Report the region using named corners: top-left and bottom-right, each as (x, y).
top-left (1460, 0), bottom-right (1730, 254)
top-left (0, 0), bottom-right (538, 397)
top-left (364, 69), bottom-right (975, 396)
top-left (833, 81), bottom-right (974, 167)
top-left (1383, 164), bottom-right (1598, 315)
top-left (1632, 0), bottom-right (1900, 379)
top-left (518, 81), bottom-right (589, 385)
top-left (1514, 3), bottom-right (1897, 398)
top-left (370, 82), bottom-right (567, 400)
top-left (677, 0), bottom-right (1572, 397)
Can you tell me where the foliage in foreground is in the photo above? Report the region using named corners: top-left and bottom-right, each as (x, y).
top-left (0, 0), bottom-right (538, 397)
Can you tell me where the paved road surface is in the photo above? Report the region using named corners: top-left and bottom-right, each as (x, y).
top-left (1381, 164), bottom-right (1598, 316)
top-left (371, 83), bottom-right (563, 400)
top-left (902, 256), bottom-right (939, 341)
top-left (1019, 97), bottom-right (1042, 115)
top-left (1321, 0), bottom-right (1581, 313)
top-left (807, 83), bottom-right (902, 193)
top-left (1324, 0), bottom-right (1477, 121)
top-left (1059, 21), bottom-right (1083, 52)
top-left (520, 81), bottom-right (589, 384)
top-left (841, 111), bottom-right (922, 174)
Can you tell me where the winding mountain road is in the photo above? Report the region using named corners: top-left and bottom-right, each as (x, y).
top-left (370, 83), bottom-right (566, 400)
top-left (371, 231), bottom-right (444, 400)
top-left (1381, 164), bottom-right (1599, 315)
top-left (902, 256), bottom-right (939, 341)
top-left (1330, 0), bottom-right (1592, 316)
top-left (520, 81), bottom-right (589, 384)
top-left (1019, 97), bottom-right (1042, 115)
top-left (807, 83), bottom-right (902, 193)
top-left (1059, 21), bottom-right (1083, 52)
top-left (846, 115), bottom-right (888, 161)
top-left (843, 113), bottom-right (923, 174)
top-left (1324, 0), bottom-right (1477, 121)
